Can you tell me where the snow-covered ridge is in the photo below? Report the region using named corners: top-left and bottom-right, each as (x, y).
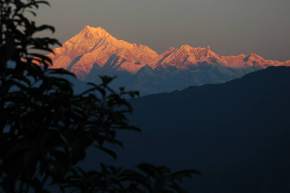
top-left (50, 26), bottom-right (290, 76)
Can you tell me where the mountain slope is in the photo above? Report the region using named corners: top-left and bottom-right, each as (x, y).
top-left (113, 67), bottom-right (290, 193)
top-left (51, 26), bottom-right (290, 95)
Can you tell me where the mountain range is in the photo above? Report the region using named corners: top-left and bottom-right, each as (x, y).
top-left (50, 26), bottom-right (290, 94)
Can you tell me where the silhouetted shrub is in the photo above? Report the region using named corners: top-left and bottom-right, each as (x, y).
top-left (0, 1), bottom-right (199, 193)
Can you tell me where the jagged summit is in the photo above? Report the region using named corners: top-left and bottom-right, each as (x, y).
top-left (246, 52), bottom-right (264, 60)
top-left (82, 25), bottom-right (110, 36)
top-left (77, 26), bottom-right (113, 42)
top-left (178, 44), bottom-right (193, 51)
top-left (50, 26), bottom-right (290, 76)
top-left (51, 26), bottom-right (159, 75)
top-left (157, 44), bottom-right (224, 68)
top-left (83, 25), bottom-right (107, 32)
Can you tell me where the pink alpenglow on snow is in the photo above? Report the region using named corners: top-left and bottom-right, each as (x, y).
top-left (50, 26), bottom-right (290, 77)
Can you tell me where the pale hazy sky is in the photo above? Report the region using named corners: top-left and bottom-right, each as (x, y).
top-left (38, 0), bottom-right (290, 60)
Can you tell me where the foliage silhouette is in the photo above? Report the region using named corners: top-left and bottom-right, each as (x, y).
top-left (0, 0), bottom-right (199, 193)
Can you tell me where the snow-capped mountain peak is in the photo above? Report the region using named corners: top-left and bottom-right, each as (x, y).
top-left (50, 26), bottom-right (290, 77)
top-left (82, 25), bottom-right (110, 37)
top-left (157, 44), bottom-right (224, 68)
top-left (51, 26), bottom-right (159, 76)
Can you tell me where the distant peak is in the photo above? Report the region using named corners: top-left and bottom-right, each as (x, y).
top-left (251, 52), bottom-right (265, 57)
top-left (179, 44), bottom-right (193, 50)
top-left (178, 45), bottom-right (216, 52)
top-left (84, 25), bottom-right (95, 29)
top-left (247, 52), bottom-right (264, 60)
top-left (180, 44), bottom-right (192, 48)
top-left (81, 25), bottom-right (110, 37)
top-left (83, 25), bottom-right (106, 31)
top-left (176, 45), bottom-right (219, 57)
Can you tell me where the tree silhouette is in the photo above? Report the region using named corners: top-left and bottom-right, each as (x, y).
top-left (0, 1), bottom-right (200, 193)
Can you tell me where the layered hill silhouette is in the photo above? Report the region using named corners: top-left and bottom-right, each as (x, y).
top-left (103, 67), bottom-right (290, 193)
top-left (51, 26), bottom-right (290, 95)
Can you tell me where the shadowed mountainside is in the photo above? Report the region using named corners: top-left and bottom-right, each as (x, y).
top-left (111, 67), bottom-right (290, 193)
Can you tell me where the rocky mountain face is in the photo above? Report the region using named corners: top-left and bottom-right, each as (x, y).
top-left (50, 26), bottom-right (290, 94)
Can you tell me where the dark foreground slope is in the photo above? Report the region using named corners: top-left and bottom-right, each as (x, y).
top-left (114, 67), bottom-right (290, 193)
